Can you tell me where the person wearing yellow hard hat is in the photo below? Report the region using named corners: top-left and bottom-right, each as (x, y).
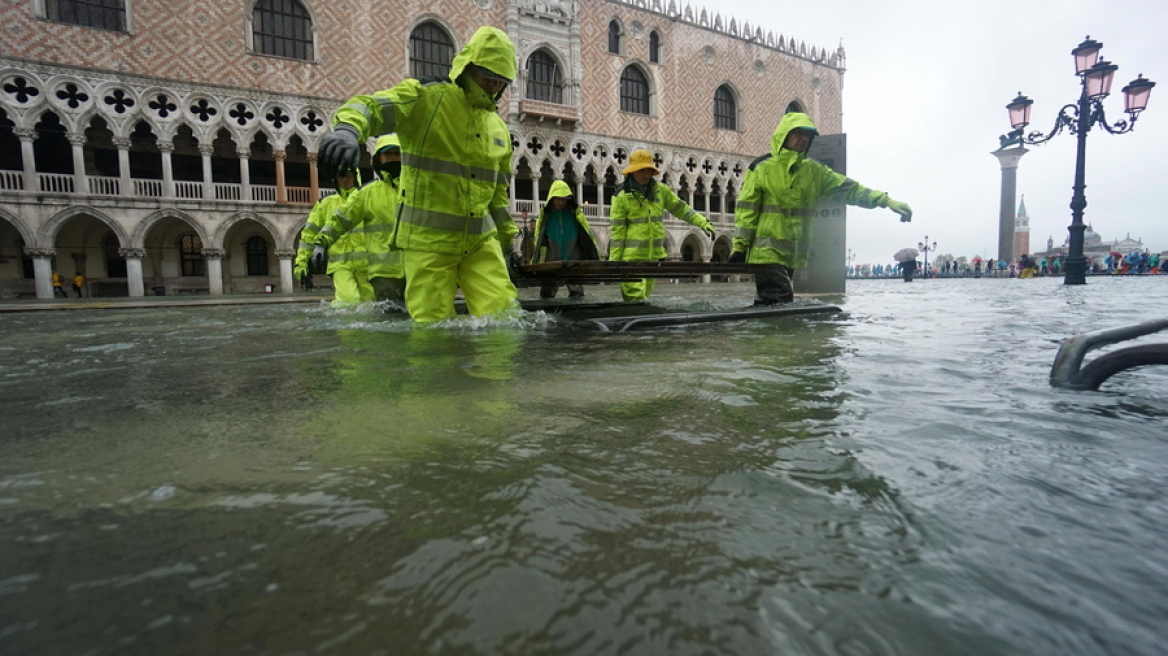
top-left (609, 149), bottom-right (715, 302)
top-left (311, 134), bottom-right (406, 306)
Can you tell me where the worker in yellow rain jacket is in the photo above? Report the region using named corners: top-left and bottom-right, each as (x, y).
top-left (531, 179), bottom-right (601, 299)
top-left (730, 112), bottom-right (913, 304)
top-left (317, 26), bottom-right (519, 323)
top-left (609, 149), bottom-right (715, 302)
top-left (312, 134), bottom-right (406, 305)
top-left (294, 170), bottom-right (371, 304)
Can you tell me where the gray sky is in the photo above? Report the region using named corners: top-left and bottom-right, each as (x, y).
top-left (701, 0), bottom-right (1168, 264)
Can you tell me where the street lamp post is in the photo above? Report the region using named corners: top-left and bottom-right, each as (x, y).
top-left (918, 237), bottom-right (937, 278)
top-left (1001, 36), bottom-right (1155, 285)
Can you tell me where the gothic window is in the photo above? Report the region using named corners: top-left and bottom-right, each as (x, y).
top-left (245, 236), bottom-right (269, 275)
top-left (47, 0), bottom-right (126, 32)
top-left (526, 51), bottom-right (562, 104)
top-left (649, 31), bottom-right (661, 63)
top-left (180, 234), bottom-right (205, 277)
top-left (410, 22), bottom-right (455, 80)
top-left (252, 0), bottom-right (314, 61)
top-left (607, 20), bottom-right (621, 54)
top-left (714, 85), bottom-right (737, 130)
top-left (620, 66), bottom-right (649, 115)
top-left (102, 233), bottom-right (126, 277)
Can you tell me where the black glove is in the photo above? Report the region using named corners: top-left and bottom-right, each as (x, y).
top-left (727, 251), bottom-right (746, 264)
top-left (703, 226), bottom-right (716, 241)
top-left (318, 124), bottom-right (360, 181)
top-left (309, 244), bottom-right (328, 274)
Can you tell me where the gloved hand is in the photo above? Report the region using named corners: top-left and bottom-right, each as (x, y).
top-left (309, 244), bottom-right (327, 274)
top-left (293, 264), bottom-right (307, 281)
top-left (703, 226), bottom-right (716, 241)
top-left (727, 251), bottom-right (746, 264)
top-left (318, 124), bottom-right (360, 181)
top-left (887, 199), bottom-right (913, 222)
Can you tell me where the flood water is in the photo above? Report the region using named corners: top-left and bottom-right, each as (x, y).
top-left (1, 277), bottom-right (1166, 656)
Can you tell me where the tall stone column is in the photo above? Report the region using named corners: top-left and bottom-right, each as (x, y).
top-left (274, 149), bottom-right (287, 204)
top-left (14, 128), bottom-right (38, 192)
top-left (275, 249), bottom-right (295, 293)
top-left (114, 137), bottom-right (133, 197)
top-left (199, 144), bottom-right (215, 199)
top-left (203, 248), bottom-right (225, 295)
top-left (66, 132), bottom-right (88, 194)
top-left (119, 248), bottom-right (147, 297)
top-left (992, 146), bottom-right (1028, 265)
top-left (530, 174), bottom-right (541, 208)
top-left (307, 152), bottom-right (319, 202)
top-left (26, 247), bottom-right (56, 299)
top-left (158, 142), bottom-right (176, 199)
top-left (237, 149), bottom-right (251, 202)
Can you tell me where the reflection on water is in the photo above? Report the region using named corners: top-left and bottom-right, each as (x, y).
top-left (1, 278), bottom-right (1166, 655)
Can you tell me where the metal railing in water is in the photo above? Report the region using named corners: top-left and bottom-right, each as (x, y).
top-left (1050, 318), bottom-right (1168, 390)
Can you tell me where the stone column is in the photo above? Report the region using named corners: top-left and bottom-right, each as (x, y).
top-left (307, 152), bottom-right (319, 202)
top-left (992, 146), bottom-right (1028, 265)
top-left (158, 142), bottom-right (176, 199)
top-left (119, 247), bottom-right (147, 297)
top-left (530, 174), bottom-right (541, 210)
top-left (508, 172), bottom-right (517, 208)
top-left (275, 248), bottom-right (295, 293)
top-left (66, 132), bottom-right (88, 194)
top-left (274, 149), bottom-right (287, 204)
top-left (203, 248), bottom-right (225, 295)
top-left (199, 144), bottom-right (215, 199)
top-left (26, 247), bottom-right (56, 299)
top-left (237, 149), bottom-right (251, 202)
top-left (114, 137), bottom-right (133, 197)
top-left (14, 128), bottom-right (38, 192)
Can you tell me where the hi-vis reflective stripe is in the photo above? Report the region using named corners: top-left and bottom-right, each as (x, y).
top-left (674, 207), bottom-right (698, 222)
top-left (328, 251), bottom-right (368, 263)
top-left (366, 252), bottom-right (400, 264)
top-left (297, 240), bottom-right (317, 251)
top-left (755, 236), bottom-right (797, 252)
top-left (490, 207), bottom-right (511, 225)
top-left (760, 205), bottom-right (816, 218)
top-left (397, 204), bottom-right (494, 234)
top-left (372, 98), bottom-right (396, 132)
top-left (402, 152), bottom-right (509, 186)
top-left (618, 238), bottom-right (659, 249)
top-left (331, 210), bottom-right (358, 234)
top-left (735, 226), bottom-right (757, 241)
top-left (610, 214), bottom-right (664, 227)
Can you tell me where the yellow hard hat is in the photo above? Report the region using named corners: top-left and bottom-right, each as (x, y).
top-left (621, 149), bottom-right (658, 176)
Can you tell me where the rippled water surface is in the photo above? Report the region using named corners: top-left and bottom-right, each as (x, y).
top-left (2, 277), bottom-right (1166, 655)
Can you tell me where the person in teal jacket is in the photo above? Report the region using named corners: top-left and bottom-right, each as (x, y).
top-left (531, 179), bottom-right (601, 299)
top-left (294, 171), bottom-right (371, 304)
top-left (729, 112), bottom-right (913, 304)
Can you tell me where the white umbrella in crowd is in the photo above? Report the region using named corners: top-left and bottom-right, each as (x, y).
top-left (893, 247), bottom-right (920, 263)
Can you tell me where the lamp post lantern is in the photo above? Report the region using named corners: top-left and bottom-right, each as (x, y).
top-left (1001, 36), bottom-right (1155, 285)
top-left (918, 237), bottom-right (937, 277)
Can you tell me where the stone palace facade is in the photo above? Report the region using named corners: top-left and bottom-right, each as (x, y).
top-left (0, 0), bottom-right (844, 298)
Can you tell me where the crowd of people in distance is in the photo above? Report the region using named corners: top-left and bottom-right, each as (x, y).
top-left (849, 250), bottom-right (1164, 280)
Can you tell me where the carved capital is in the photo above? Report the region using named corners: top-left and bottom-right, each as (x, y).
top-left (201, 248), bottom-right (225, 259)
top-left (274, 249), bottom-right (296, 258)
top-left (118, 247), bottom-right (147, 259)
top-left (13, 128), bottom-right (37, 141)
top-left (66, 132), bottom-right (87, 146)
top-left (236, 149), bottom-right (251, 159)
top-left (24, 247), bottom-right (56, 258)
top-left (157, 142), bottom-right (175, 153)
top-left (272, 149), bottom-right (287, 161)
top-left (113, 137), bottom-right (133, 149)
top-left (306, 152), bottom-right (318, 162)
top-left (198, 144), bottom-right (216, 156)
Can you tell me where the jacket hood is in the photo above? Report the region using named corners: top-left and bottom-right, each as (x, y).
top-left (770, 112), bottom-right (819, 159)
top-left (545, 179), bottom-right (574, 203)
top-left (374, 133), bottom-right (401, 154)
top-left (450, 27), bottom-right (517, 87)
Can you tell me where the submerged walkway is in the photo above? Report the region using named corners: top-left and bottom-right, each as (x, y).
top-left (0, 294), bottom-right (330, 313)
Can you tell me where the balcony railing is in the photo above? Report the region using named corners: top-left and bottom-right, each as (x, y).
top-left (0, 170), bottom-right (23, 191)
top-left (38, 173), bottom-right (74, 193)
top-left (89, 175), bottom-right (119, 196)
top-left (175, 181), bottom-right (202, 199)
top-left (251, 185), bottom-right (277, 202)
top-left (287, 186), bottom-right (313, 204)
top-left (214, 183), bottom-right (241, 201)
top-left (518, 99), bottom-right (582, 124)
top-left (134, 179), bottom-right (162, 197)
